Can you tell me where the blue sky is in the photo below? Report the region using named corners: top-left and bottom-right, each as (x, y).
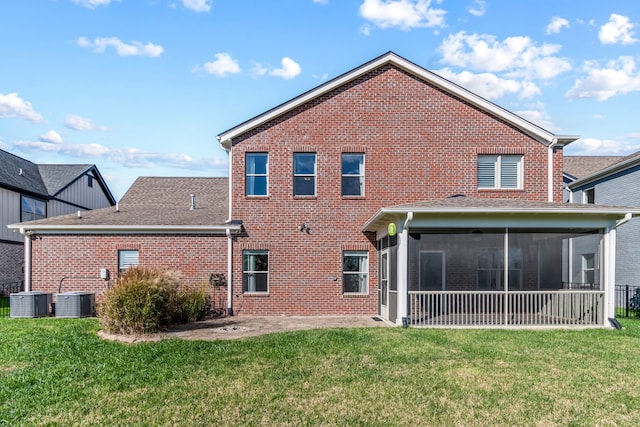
top-left (2, 0), bottom-right (640, 199)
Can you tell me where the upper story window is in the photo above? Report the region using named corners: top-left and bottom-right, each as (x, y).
top-left (118, 250), bottom-right (139, 273)
top-left (21, 195), bottom-right (46, 221)
top-left (342, 153), bottom-right (365, 197)
top-left (583, 188), bottom-right (595, 204)
top-left (246, 153), bottom-right (268, 196)
top-left (293, 153), bottom-right (316, 196)
top-left (87, 175), bottom-right (93, 188)
top-left (478, 155), bottom-right (523, 189)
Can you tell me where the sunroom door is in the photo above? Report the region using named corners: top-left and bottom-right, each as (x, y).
top-left (380, 249), bottom-right (389, 319)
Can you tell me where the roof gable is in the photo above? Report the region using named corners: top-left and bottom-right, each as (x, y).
top-left (218, 52), bottom-right (578, 148)
top-left (0, 149), bottom-right (48, 196)
top-left (567, 150), bottom-right (640, 188)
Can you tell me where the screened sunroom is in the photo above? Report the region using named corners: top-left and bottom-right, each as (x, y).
top-left (364, 198), bottom-right (639, 328)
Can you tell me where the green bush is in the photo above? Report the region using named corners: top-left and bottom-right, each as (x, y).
top-left (174, 288), bottom-right (211, 323)
top-left (98, 267), bottom-right (187, 334)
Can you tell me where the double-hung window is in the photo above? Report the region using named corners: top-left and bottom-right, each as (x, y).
top-left (243, 250), bottom-right (269, 293)
top-left (343, 251), bottom-right (368, 294)
top-left (21, 195), bottom-right (46, 221)
top-left (293, 153), bottom-right (316, 196)
top-left (478, 155), bottom-right (523, 189)
top-left (477, 247), bottom-right (522, 290)
top-left (582, 253), bottom-right (595, 285)
top-left (246, 153), bottom-right (268, 196)
top-left (118, 250), bottom-right (139, 273)
top-left (342, 153), bottom-right (365, 196)
top-left (583, 188), bottom-right (595, 204)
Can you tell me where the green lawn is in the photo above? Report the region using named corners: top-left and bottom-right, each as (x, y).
top-left (2, 319), bottom-right (640, 426)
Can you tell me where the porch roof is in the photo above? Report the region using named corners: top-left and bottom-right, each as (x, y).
top-left (361, 197), bottom-right (640, 232)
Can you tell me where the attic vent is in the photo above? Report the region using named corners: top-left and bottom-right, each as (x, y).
top-left (190, 194), bottom-right (195, 211)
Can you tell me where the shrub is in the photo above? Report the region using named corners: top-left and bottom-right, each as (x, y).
top-left (174, 288), bottom-right (211, 323)
top-left (98, 267), bottom-right (182, 334)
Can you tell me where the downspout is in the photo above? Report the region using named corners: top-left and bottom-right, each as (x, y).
top-left (548, 137), bottom-right (558, 202)
top-left (20, 228), bottom-right (31, 292)
top-left (397, 212), bottom-right (413, 327)
top-left (225, 142), bottom-right (234, 316)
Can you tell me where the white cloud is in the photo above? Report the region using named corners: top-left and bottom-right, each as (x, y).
top-left (250, 62), bottom-right (269, 78)
top-left (71, 0), bottom-right (116, 9)
top-left (568, 137), bottom-right (640, 155)
top-left (545, 16), bottom-right (569, 35)
top-left (599, 13), bottom-right (637, 45)
top-left (64, 114), bottom-right (106, 131)
top-left (514, 109), bottom-right (558, 132)
top-left (360, 24), bottom-right (372, 36)
top-left (437, 68), bottom-right (539, 100)
top-left (565, 56), bottom-right (640, 101)
top-left (467, 0), bottom-right (485, 17)
top-left (359, 0), bottom-right (446, 31)
top-left (313, 0), bottom-right (329, 4)
top-left (39, 130), bottom-right (63, 144)
top-left (593, 114), bottom-right (604, 119)
top-left (182, 0), bottom-right (211, 12)
top-left (439, 31), bottom-right (571, 80)
top-left (0, 92), bottom-right (44, 123)
top-left (269, 57), bottom-right (302, 80)
top-left (77, 36), bottom-right (164, 57)
top-left (199, 53), bottom-right (241, 76)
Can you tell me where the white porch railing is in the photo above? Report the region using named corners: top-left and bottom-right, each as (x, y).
top-left (408, 290), bottom-right (604, 327)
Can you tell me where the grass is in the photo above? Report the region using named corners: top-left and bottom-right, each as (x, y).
top-left (2, 319), bottom-right (640, 426)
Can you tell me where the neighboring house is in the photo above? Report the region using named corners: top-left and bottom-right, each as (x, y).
top-left (8, 177), bottom-right (237, 303)
top-left (12, 52), bottom-right (640, 328)
top-left (0, 149), bottom-right (115, 291)
top-left (565, 152), bottom-right (640, 286)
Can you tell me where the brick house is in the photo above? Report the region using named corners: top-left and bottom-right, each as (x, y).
top-left (12, 52), bottom-right (640, 327)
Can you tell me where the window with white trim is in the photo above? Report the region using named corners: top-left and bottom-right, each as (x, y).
top-left (478, 155), bottom-right (523, 189)
top-left (293, 153), bottom-right (316, 196)
top-left (477, 247), bottom-right (522, 290)
top-left (118, 250), bottom-right (139, 273)
top-left (243, 250), bottom-right (269, 293)
top-left (343, 251), bottom-right (368, 294)
top-left (582, 253), bottom-right (595, 285)
top-left (583, 188), bottom-right (595, 204)
top-left (342, 153), bottom-right (365, 196)
top-left (21, 195), bottom-right (46, 221)
top-left (246, 153), bottom-right (268, 196)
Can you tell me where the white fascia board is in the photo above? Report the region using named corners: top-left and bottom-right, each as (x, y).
top-left (6, 223), bottom-right (241, 235)
top-left (217, 52), bottom-right (563, 147)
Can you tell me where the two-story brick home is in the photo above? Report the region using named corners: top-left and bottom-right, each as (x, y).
top-left (12, 52), bottom-right (640, 327)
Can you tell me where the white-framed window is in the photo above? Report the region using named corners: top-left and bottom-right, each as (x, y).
top-left (478, 155), bottom-right (523, 189)
top-left (21, 195), bottom-right (46, 221)
top-left (583, 188), bottom-right (595, 204)
top-left (293, 153), bottom-right (316, 196)
top-left (243, 250), bottom-right (269, 293)
top-left (582, 253), bottom-right (595, 285)
top-left (343, 251), bottom-right (368, 294)
top-left (342, 153), bottom-right (365, 196)
top-left (419, 251), bottom-right (445, 291)
top-left (118, 250), bottom-right (139, 273)
top-left (246, 153), bottom-right (268, 196)
top-left (477, 247), bottom-right (522, 290)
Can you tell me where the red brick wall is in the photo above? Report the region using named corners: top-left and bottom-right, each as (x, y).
top-left (229, 65), bottom-right (560, 316)
top-left (30, 234), bottom-right (228, 306)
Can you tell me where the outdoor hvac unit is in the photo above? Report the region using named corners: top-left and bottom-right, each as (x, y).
top-left (10, 292), bottom-right (52, 318)
top-left (55, 292), bottom-right (95, 318)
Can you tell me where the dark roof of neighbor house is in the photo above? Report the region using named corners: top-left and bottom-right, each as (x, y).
top-left (565, 150), bottom-right (640, 188)
top-left (563, 156), bottom-right (625, 180)
top-left (8, 177), bottom-right (235, 233)
top-left (0, 149), bottom-right (115, 204)
top-left (218, 51), bottom-right (579, 149)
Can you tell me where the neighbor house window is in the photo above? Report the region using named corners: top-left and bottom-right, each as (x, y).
top-left (246, 153), bottom-right (268, 196)
top-left (88, 175), bottom-right (93, 188)
top-left (342, 153), bottom-right (365, 196)
top-left (478, 155), bottom-right (523, 189)
top-left (582, 253), bottom-right (595, 285)
top-left (477, 248), bottom-right (522, 290)
top-left (118, 250), bottom-right (139, 273)
top-left (343, 251), bottom-right (368, 294)
top-left (20, 195), bottom-right (46, 221)
top-left (293, 153), bottom-right (316, 196)
top-left (583, 188), bottom-right (595, 204)
top-left (243, 250), bottom-right (269, 293)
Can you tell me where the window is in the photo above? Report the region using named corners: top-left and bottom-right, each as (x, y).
top-left (293, 153), bottom-right (316, 196)
top-left (342, 153), bottom-right (365, 196)
top-left (118, 250), bottom-right (139, 273)
top-left (343, 251), bottom-right (368, 293)
top-left (243, 250), bottom-right (269, 293)
top-left (419, 251), bottom-right (445, 291)
top-left (21, 196), bottom-right (46, 221)
top-left (88, 175), bottom-right (93, 188)
top-left (478, 155), bottom-right (523, 189)
top-left (477, 248), bottom-right (522, 290)
top-left (246, 153), bottom-right (268, 196)
top-left (582, 253), bottom-right (595, 285)
top-left (583, 188), bottom-right (595, 204)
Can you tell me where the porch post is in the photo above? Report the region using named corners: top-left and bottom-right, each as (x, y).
top-left (23, 231), bottom-right (31, 292)
top-left (396, 213), bottom-right (412, 326)
top-left (503, 228), bottom-right (509, 326)
top-left (603, 226), bottom-right (616, 325)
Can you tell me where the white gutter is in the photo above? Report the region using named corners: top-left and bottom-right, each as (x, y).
top-left (19, 228), bottom-right (31, 292)
top-left (548, 137), bottom-right (558, 202)
top-left (6, 224), bottom-right (240, 234)
top-left (615, 212), bottom-right (633, 229)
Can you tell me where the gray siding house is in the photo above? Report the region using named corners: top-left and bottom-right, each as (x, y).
top-left (565, 152), bottom-right (640, 286)
top-left (0, 149), bottom-right (115, 290)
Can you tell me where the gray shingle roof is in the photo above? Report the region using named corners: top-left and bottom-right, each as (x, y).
top-left (563, 156), bottom-right (625, 180)
top-left (10, 177), bottom-right (231, 230)
top-left (0, 149), bottom-right (48, 196)
top-left (37, 164), bottom-right (93, 195)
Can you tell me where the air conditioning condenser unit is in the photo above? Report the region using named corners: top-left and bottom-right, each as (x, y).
top-left (10, 292), bottom-right (52, 318)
